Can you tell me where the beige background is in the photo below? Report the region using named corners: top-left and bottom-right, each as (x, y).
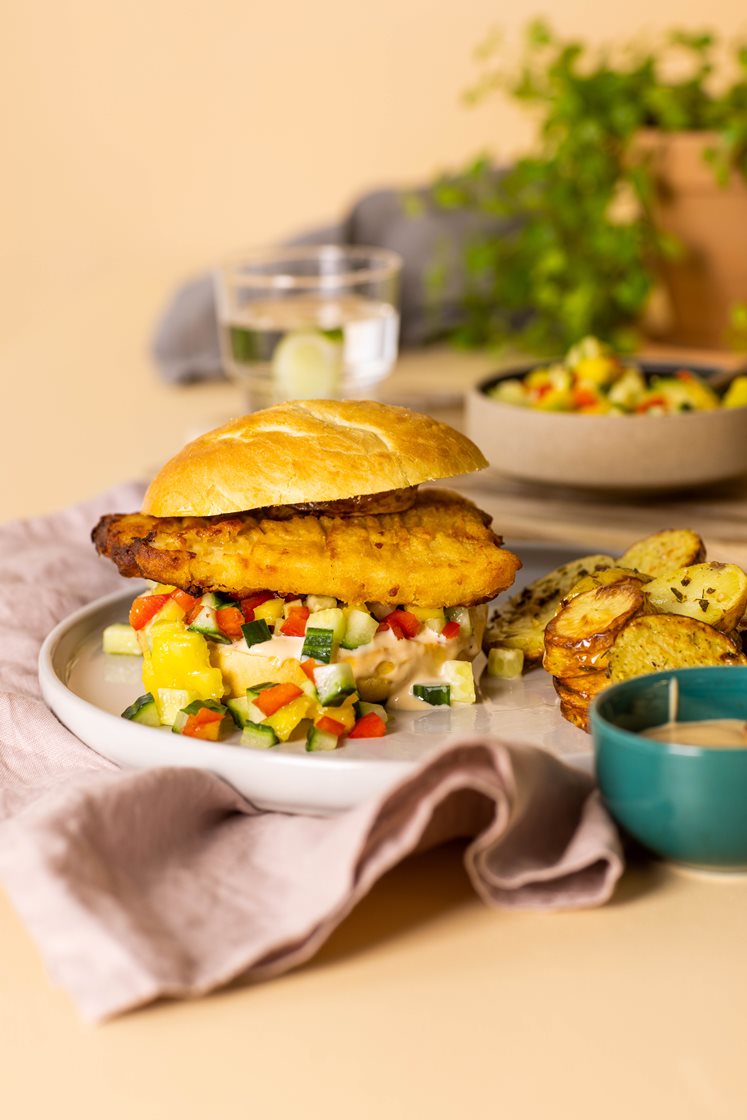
top-left (4, 10), bottom-right (747, 1113)
top-left (2, 0), bottom-right (746, 519)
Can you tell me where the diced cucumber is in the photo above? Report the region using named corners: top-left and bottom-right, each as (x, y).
top-left (243, 683), bottom-right (275, 723)
top-left (443, 661), bottom-right (476, 704)
top-left (187, 605), bottom-right (230, 643)
top-left (226, 696), bottom-right (252, 728)
top-left (246, 682), bottom-right (276, 699)
top-left (301, 627), bottom-right (335, 663)
top-left (412, 683), bottom-right (451, 706)
top-left (121, 692), bottom-right (160, 726)
top-left (103, 623), bottom-right (142, 656)
top-left (306, 725), bottom-right (340, 752)
top-left (487, 647), bottom-right (525, 679)
top-left (200, 593), bottom-right (226, 609)
top-left (445, 606), bottom-right (472, 638)
top-left (172, 698), bottom-right (228, 735)
top-left (241, 619), bottom-right (272, 646)
top-left (306, 594), bottom-right (338, 612)
top-left (340, 608), bottom-right (379, 650)
top-left (314, 663), bottom-right (356, 706)
top-left (354, 700), bottom-right (389, 724)
top-left (241, 722), bottom-right (279, 750)
top-left (307, 607), bottom-right (346, 643)
top-left (155, 687), bottom-right (200, 725)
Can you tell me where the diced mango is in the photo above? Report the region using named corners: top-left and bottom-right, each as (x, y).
top-left (254, 598), bottom-right (285, 625)
top-left (573, 355), bottom-right (620, 386)
top-left (317, 701), bottom-right (357, 732)
top-left (262, 696), bottom-right (312, 742)
top-left (407, 606), bottom-right (446, 623)
top-left (723, 375), bottom-right (747, 409)
top-left (142, 621), bottom-right (224, 701)
top-left (146, 597), bottom-right (187, 626)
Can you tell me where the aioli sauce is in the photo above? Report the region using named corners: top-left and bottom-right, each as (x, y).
top-left (643, 719), bottom-right (747, 749)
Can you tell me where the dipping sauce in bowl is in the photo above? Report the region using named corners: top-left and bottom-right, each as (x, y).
top-left (590, 666), bottom-right (747, 869)
top-left (643, 719), bottom-right (747, 748)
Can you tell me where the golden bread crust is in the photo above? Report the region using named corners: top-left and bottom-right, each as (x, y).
top-left (141, 400), bottom-right (488, 516)
top-left (92, 489), bottom-right (520, 608)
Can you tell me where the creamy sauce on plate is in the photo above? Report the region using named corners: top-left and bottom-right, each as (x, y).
top-left (643, 719), bottom-right (747, 749)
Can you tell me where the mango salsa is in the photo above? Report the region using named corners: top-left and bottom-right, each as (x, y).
top-left (488, 336), bottom-right (735, 416)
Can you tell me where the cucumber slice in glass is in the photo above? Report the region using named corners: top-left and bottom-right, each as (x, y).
top-left (272, 330), bottom-right (343, 398)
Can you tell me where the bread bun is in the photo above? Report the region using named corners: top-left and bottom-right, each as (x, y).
top-left (142, 400), bottom-right (488, 516)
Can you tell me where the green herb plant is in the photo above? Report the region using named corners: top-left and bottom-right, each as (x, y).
top-left (427, 23), bottom-right (747, 354)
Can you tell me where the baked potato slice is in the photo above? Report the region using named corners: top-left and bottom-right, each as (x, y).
top-left (485, 553), bottom-right (615, 666)
top-left (558, 696), bottom-right (591, 732)
top-left (561, 566), bottom-right (650, 606)
top-left (644, 562), bottom-right (747, 633)
top-left (553, 670), bottom-right (610, 703)
top-left (543, 579), bottom-right (645, 677)
top-left (609, 614), bottom-right (747, 683)
top-left (618, 529), bottom-right (705, 577)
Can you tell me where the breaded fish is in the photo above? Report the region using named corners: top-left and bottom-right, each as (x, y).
top-left (92, 489), bottom-right (520, 608)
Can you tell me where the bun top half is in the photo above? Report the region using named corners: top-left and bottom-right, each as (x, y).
top-left (142, 399), bottom-right (488, 517)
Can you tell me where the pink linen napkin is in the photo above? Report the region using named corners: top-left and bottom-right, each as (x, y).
top-left (0, 487), bottom-right (624, 1022)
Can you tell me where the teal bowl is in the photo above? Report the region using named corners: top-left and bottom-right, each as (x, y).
top-left (590, 667), bottom-right (747, 870)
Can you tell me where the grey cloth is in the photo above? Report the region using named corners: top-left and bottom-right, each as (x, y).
top-left (151, 184), bottom-right (512, 384)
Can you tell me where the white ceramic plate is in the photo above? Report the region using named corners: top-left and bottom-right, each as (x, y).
top-left (39, 543), bottom-right (589, 815)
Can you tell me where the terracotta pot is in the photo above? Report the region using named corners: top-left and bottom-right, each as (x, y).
top-left (636, 129), bottom-right (747, 348)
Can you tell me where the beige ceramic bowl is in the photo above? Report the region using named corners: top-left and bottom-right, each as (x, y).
top-left (466, 361), bottom-right (747, 491)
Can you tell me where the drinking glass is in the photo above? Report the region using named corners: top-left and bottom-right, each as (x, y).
top-left (214, 245), bottom-right (402, 408)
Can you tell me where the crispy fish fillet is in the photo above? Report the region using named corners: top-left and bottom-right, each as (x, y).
top-left (92, 489), bottom-right (520, 608)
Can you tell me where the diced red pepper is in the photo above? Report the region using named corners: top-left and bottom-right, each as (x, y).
top-left (182, 707), bottom-right (224, 740)
top-left (254, 682), bottom-right (304, 717)
top-left (348, 712), bottom-right (387, 739)
top-left (377, 614), bottom-right (404, 639)
top-left (572, 388), bottom-right (598, 409)
top-left (676, 370), bottom-right (695, 382)
top-left (280, 606), bottom-right (310, 637)
top-left (636, 395), bottom-right (667, 414)
top-left (315, 715), bottom-right (347, 737)
top-left (239, 592), bottom-right (276, 622)
top-left (129, 593), bottom-right (171, 630)
top-left (184, 600), bottom-right (203, 625)
top-left (441, 620), bottom-right (461, 640)
top-left (377, 609), bottom-right (421, 640)
top-left (171, 589), bottom-right (199, 613)
top-left (216, 606), bottom-right (246, 639)
top-left (301, 659), bottom-right (317, 682)
top-left (395, 610), bottom-right (422, 638)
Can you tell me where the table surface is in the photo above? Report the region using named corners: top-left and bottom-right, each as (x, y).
top-left (4, 316), bottom-right (747, 1118)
